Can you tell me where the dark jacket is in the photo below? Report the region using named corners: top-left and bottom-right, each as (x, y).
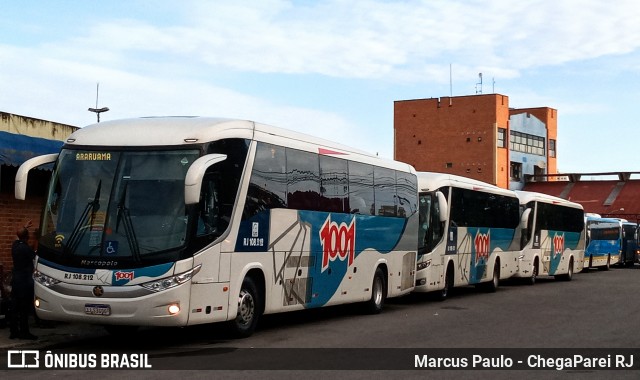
top-left (11, 240), bottom-right (36, 297)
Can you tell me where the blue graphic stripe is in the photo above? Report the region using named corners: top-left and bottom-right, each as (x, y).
top-left (586, 239), bottom-right (621, 257)
top-left (299, 211), bottom-right (408, 308)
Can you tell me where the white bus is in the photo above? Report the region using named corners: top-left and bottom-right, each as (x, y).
top-left (414, 172), bottom-right (522, 299)
top-left (513, 191), bottom-right (585, 284)
top-left (15, 117), bottom-right (419, 337)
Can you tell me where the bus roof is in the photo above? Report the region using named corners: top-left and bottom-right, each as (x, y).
top-left (514, 190), bottom-right (584, 210)
top-left (586, 215), bottom-right (627, 224)
top-left (416, 172), bottom-right (516, 197)
top-left (587, 216), bottom-right (636, 226)
top-left (64, 117), bottom-right (415, 173)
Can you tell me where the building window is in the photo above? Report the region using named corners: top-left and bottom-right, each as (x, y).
top-left (509, 131), bottom-right (545, 156)
top-left (510, 161), bottom-right (522, 181)
top-left (497, 128), bottom-right (506, 148)
top-left (549, 139), bottom-right (556, 158)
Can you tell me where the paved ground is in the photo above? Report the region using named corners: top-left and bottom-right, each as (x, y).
top-left (0, 314), bottom-right (105, 350)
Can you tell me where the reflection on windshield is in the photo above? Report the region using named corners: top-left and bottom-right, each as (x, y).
top-left (41, 149), bottom-right (200, 260)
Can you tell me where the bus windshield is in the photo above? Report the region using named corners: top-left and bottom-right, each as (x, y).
top-left (39, 149), bottom-right (201, 264)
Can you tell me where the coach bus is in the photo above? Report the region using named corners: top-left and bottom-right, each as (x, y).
top-left (513, 191), bottom-right (585, 284)
top-left (583, 215), bottom-right (624, 270)
top-left (414, 172), bottom-right (521, 299)
top-left (15, 117), bottom-right (419, 337)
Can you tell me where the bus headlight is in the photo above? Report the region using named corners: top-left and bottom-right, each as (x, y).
top-left (33, 271), bottom-right (61, 287)
top-left (416, 260), bottom-right (431, 271)
top-left (141, 265), bottom-right (201, 292)
top-left (168, 304), bottom-right (181, 315)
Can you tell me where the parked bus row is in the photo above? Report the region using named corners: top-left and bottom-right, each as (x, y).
top-left (13, 117), bottom-right (635, 337)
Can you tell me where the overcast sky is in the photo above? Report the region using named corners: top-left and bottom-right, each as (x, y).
top-left (1, 0), bottom-right (639, 173)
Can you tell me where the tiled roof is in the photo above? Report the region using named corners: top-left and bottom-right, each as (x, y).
top-left (523, 179), bottom-right (640, 222)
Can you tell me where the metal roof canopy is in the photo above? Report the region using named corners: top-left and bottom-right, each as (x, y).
top-left (0, 130), bottom-right (62, 168)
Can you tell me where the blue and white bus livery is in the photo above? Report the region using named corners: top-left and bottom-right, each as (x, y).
top-left (514, 191), bottom-right (585, 284)
top-left (414, 172), bottom-right (522, 299)
top-left (15, 117), bottom-right (419, 337)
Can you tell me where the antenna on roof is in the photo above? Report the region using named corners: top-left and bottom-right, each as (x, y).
top-left (88, 82), bottom-right (109, 122)
top-left (475, 73), bottom-right (483, 94)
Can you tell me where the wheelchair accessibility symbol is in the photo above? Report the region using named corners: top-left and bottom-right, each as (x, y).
top-left (104, 241), bottom-right (118, 255)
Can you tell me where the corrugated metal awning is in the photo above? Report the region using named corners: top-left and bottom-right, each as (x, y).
top-left (0, 130), bottom-right (62, 169)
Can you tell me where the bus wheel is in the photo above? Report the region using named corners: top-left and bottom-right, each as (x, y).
top-left (231, 277), bottom-right (261, 338)
top-left (556, 257), bottom-right (573, 281)
top-left (480, 264), bottom-right (499, 293)
top-left (599, 256), bottom-right (610, 271)
top-left (437, 267), bottom-right (453, 301)
top-left (526, 260), bottom-right (538, 286)
top-left (364, 268), bottom-right (386, 314)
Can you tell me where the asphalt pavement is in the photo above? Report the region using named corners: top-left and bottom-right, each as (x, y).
top-left (0, 314), bottom-right (105, 350)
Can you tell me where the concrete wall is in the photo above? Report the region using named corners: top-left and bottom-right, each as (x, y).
top-left (508, 113), bottom-right (548, 190)
top-left (510, 107), bottom-right (557, 179)
top-left (1, 111), bottom-right (77, 140)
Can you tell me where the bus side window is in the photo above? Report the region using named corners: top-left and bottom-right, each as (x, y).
top-left (197, 173), bottom-right (225, 237)
top-left (418, 194), bottom-right (431, 253)
top-left (419, 193), bottom-right (443, 254)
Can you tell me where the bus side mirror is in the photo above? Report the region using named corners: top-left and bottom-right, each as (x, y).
top-left (15, 153), bottom-right (59, 200)
top-left (520, 208), bottom-right (531, 229)
top-left (436, 191), bottom-right (448, 223)
top-left (184, 154), bottom-right (227, 205)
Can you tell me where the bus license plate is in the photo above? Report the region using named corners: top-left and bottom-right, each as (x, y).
top-left (84, 304), bottom-right (111, 316)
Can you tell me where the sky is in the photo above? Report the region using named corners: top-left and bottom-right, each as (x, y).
top-left (1, 0), bottom-right (639, 174)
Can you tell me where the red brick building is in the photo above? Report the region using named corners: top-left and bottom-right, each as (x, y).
top-left (393, 94), bottom-right (557, 189)
top-left (0, 112), bottom-right (77, 276)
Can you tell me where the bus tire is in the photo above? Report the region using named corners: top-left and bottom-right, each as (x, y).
top-left (230, 277), bottom-right (261, 338)
top-left (599, 255), bottom-right (610, 271)
top-left (526, 259), bottom-right (538, 285)
top-left (556, 257), bottom-right (573, 281)
top-left (437, 265), bottom-right (454, 301)
top-left (482, 263), bottom-right (499, 293)
top-left (364, 267), bottom-right (387, 314)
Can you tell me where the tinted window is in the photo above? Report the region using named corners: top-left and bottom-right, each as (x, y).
top-left (244, 142), bottom-right (415, 220)
top-left (243, 142), bottom-right (286, 219)
top-left (374, 167), bottom-right (397, 216)
top-left (450, 188), bottom-right (519, 228)
top-left (419, 192), bottom-right (443, 253)
top-left (286, 148), bottom-right (320, 211)
top-left (348, 162), bottom-right (374, 215)
top-left (536, 202), bottom-right (584, 233)
top-left (320, 155), bottom-right (349, 213)
top-left (396, 171), bottom-right (417, 218)
top-left (200, 139), bottom-right (250, 237)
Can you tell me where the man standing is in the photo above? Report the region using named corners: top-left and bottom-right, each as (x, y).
top-left (9, 220), bottom-right (37, 340)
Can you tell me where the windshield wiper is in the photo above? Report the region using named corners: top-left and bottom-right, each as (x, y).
top-left (66, 180), bottom-right (101, 255)
top-left (116, 181), bottom-right (141, 261)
